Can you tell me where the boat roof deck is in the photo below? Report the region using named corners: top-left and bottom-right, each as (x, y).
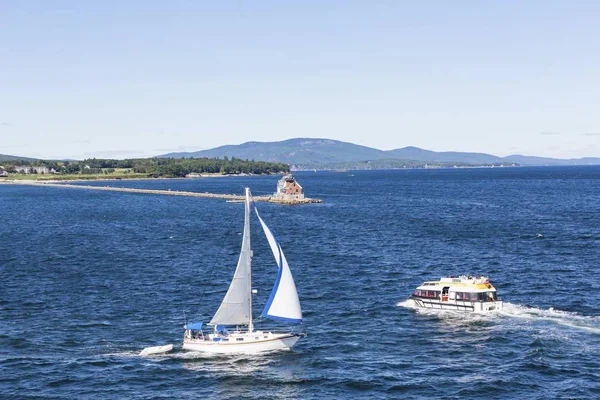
top-left (418, 281), bottom-right (496, 291)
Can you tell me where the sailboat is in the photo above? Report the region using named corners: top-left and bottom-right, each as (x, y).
top-left (182, 188), bottom-right (305, 354)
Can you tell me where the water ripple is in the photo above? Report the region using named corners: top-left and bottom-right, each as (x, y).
top-left (1, 167), bottom-right (600, 399)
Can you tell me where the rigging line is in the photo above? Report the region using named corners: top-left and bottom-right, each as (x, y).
top-left (189, 199), bottom-right (245, 320)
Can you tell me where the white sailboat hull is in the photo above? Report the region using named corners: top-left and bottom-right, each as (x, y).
top-left (182, 332), bottom-right (303, 354)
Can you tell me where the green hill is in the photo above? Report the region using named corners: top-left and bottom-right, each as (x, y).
top-left (0, 154), bottom-right (38, 162)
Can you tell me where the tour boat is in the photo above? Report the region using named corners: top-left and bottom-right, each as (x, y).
top-left (182, 188), bottom-right (305, 354)
top-left (409, 275), bottom-right (503, 312)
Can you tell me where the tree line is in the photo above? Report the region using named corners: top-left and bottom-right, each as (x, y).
top-left (1, 157), bottom-right (289, 177)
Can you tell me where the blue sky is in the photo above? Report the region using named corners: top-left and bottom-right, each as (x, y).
top-left (1, 1), bottom-right (599, 159)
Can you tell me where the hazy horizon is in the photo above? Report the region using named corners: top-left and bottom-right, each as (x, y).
top-left (2, 2), bottom-right (599, 160)
top-left (3, 137), bottom-right (600, 162)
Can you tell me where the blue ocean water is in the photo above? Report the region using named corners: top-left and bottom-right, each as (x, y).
top-left (1, 166), bottom-right (599, 399)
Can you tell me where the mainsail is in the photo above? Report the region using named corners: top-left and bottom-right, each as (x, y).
top-left (255, 207), bottom-right (303, 323)
top-left (209, 189), bottom-right (253, 327)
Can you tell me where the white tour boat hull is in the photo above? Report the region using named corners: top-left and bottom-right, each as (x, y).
top-left (182, 333), bottom-right (302, 354)
top-left (411, 298), bottom-right (503, 312)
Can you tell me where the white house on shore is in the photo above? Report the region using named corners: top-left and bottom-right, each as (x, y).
top-left (12, 165), bottom-right (55, 174)
top-left (272, 174), bottom-right (305, 201)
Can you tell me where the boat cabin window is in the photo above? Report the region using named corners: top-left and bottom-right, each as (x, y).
top-left (413, 289), bottom-right (441, 298)
top-left (456, 292), bottom-right (478, 301)
top-left (236, 338), bottom-right (244, 342)
top-left (485, 292), bottom-right (496, 301)
top-left (455, 292), bottom-right (496, 301)
top-left (474, 292), bottom-right (496, 302)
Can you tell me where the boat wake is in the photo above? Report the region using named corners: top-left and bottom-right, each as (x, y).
top-left (498, 303), bottom-right (600, 334)
top-left (396, 299), bottom-right (417, 309)
top-left (134, 345), bottom-right (288, 361)
top-left (397, 299), bottom-right (600, 334)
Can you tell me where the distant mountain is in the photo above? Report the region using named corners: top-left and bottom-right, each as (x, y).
top-left (502, 155), bottom-right (600, 166)
top-left (384, 146), bottom-right (504, 165)
top-left (158, 138), bottom-right (600, 167)
top-left (0, 154), bottom-right (38, 162)
top-left (161, 138), bottom-right (392, 164)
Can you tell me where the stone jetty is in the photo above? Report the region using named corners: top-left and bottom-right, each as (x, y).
top-left (0, 180), bottom-right (322, 204)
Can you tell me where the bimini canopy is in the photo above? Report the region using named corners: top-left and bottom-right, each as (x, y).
top-left (186, 322), bottom-right (203, 330)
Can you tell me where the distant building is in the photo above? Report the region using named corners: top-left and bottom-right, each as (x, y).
top-left (272, 174), bottom-right (304, 201)
top-left (13, 165), bottom-right (53, 174)
top-left (14, 165), bottom-right (31, 174)
top-left (34, 166), bottom-right (52, 174)
top-left (0, 166), bottom-right (7, 177)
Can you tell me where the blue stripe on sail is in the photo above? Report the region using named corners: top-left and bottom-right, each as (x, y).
top-left (254, 204), bottom-right (301, 323)
top-left (254, 205), bottom-right (283, 319)
top-left (260, 244), bottom-right (284, 318)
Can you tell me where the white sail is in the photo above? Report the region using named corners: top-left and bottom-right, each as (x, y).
top-left (255, 207), bottom-right (303, 323)
top-left (209, 189), bottom-right (253, 327)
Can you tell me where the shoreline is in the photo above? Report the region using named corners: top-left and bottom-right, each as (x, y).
top-left (0, 172), bottom-right (268, 183)
top-left (0, 179), bottom-right (323, 204)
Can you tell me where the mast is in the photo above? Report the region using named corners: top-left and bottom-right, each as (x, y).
top-left (245, 188), bottom-right (254, 333)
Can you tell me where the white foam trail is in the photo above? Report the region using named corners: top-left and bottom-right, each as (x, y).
top-left (398, 300), bottom-right (600, 334)
top-left (87, 349), bottom-right (145, 360)
top-left (396, 299), bottom-right (417, 309)
top-left (499, 303), bottom-right (600, 334)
